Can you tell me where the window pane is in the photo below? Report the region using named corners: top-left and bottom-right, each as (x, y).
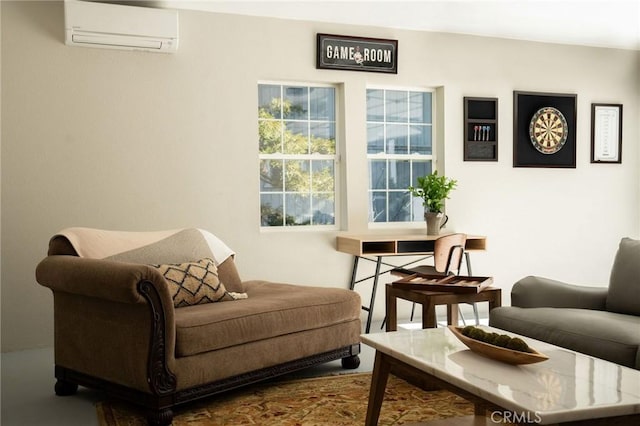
top-left (369, 160), bottom-right (387, 190)
top-left (385, 90), bottom-right (408, 123)
top-left (260, 159), bottom-right (283, 191)
top-left (284, 160), bottom-right (310, 193)
top-left (258, 85), bottom-right (281, 119)
top-left (388, 160), bottom-right (410, 190)
top-left (261, 194), bottom-right (284, 226)
top-left (369, 191), bottom-right (387, 222)
top-left (284, 121), bottom-right (308, 154)
top-left (310, 87), bottom-right (334, 121)
top-left (410, 125), bottom-right (432, 154)
top-left (412, 161), bottom-right (432, 186)
top-left (311, 160), bottom-right (334, 192)
top-left (388, 192), bottom-right (411, 222)
top-left (411, 197), bottom-right (425, 221)
top-left (366, 89), bottom-right (384, 121)
top-left (386, 124), bottom-right (408, 154)
top-left (259, 119), bottom-right (283, 154)
top-left (367, 123), bottom-right (384, 154)
top-left (285, 193), bottom-right (311, 225)
top-left (284, 86), bottom-right (308, 119)
top-left (310, 122), bottom-right (335, 154)
top-left (409, 92), bottom-right (432, 123)
top-left (312, 193), bottom-right (335, 225)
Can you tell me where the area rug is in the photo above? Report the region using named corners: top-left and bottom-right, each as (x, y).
top-left (96, 373), bottom-right (476, 425)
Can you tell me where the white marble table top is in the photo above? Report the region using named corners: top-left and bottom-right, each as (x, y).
top-left (361, 327), bottom-right (640, 425)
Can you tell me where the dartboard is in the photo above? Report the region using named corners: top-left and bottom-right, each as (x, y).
top-left (529, 107), bottom-right (568, 154)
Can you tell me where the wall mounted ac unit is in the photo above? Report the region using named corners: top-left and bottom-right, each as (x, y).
top-left (64, 0), bottom-right (178, 53)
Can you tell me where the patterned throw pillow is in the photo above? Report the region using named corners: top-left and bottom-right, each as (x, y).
top-left (152, 258), bottom-right (247, 308)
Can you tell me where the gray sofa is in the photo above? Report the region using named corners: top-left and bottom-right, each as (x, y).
top-left (490, 237), bottom-right (640, 370)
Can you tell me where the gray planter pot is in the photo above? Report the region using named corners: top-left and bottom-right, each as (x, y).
top-left (424, 212), bottom-right (448, 235)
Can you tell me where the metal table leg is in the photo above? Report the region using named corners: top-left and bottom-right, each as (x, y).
top-left (365, 257), bottom-right (382, 333)
top-left (349, 256), bottom-right (360, 291)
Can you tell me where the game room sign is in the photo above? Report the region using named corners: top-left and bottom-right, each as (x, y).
top-left (316, 34), bottom-right (398, 74)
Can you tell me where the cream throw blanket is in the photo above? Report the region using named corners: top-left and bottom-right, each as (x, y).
top-left (51, 227), bottom-right (235, 266)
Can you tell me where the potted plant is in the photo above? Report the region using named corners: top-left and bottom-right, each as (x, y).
top-left (408, 171), bottom-right (458, 235)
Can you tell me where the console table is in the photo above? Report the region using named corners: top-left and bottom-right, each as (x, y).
top-left (336, 233), bottom-right (487, 333)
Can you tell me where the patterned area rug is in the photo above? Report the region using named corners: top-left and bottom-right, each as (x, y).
top-left (96, 373), bottom-right (477, 425)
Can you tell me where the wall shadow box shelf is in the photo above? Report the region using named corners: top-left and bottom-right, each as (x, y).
top-left (464, 97), bottom-right (498, 161)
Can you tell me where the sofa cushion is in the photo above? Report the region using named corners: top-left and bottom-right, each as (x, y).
top-left (490, 306), bottom-right (640, 369)
top-left (173, 280), bottom-right (361, 357)
top-left (606, 237), bottom-right (640, 316)
top-left (152, 258), bottom-right (247, 308)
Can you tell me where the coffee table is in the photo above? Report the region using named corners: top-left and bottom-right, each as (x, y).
top-left (362, 327), bottom-right (640, 425)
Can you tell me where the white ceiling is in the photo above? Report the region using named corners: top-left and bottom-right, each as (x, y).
top-left (153, 0), bottom-right (640, 50)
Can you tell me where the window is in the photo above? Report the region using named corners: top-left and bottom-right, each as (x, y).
top-left (367, 88), bottom-right (433, 223)
top-left (258, 83), bottom-right (337, 227)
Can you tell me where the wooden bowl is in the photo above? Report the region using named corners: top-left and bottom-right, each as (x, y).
top-left (448, 326), bottom-right (549, 365)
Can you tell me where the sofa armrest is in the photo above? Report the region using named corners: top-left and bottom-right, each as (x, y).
top-left (36, 255), bottom-right (170, 305)
top-left (511, 275), bottom-right (608, 310)
top-left (36, 255), bottom-right (177, 395)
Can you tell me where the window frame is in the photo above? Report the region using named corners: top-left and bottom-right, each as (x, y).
top-left (258, 81), bottom-right (341, 231)
top-left (366, 85), bottom-right (436, 228)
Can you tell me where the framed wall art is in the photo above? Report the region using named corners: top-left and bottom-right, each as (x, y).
top-left (591, 103), bottom-right (622, 164)
top-left (316, 33), bottom-right (398, 74)
top-left (513, 91), bottom-right (577, 168)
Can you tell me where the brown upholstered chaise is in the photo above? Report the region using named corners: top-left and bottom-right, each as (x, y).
top-left (36, 228), bottom-right (361, 425)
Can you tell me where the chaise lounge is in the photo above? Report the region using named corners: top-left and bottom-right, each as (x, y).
top-left (36, 227), bottom-right (362, 425)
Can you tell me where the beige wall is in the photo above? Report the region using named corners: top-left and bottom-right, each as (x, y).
top-left (1, 1), bottom-right (639, 351)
